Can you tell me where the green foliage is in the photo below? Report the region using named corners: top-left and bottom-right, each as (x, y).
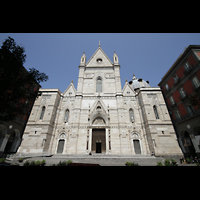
top-left (30, 161), bottom-right (36, 166)
top-left (35, 160), bottom-right (41, 166)
top-left (156, 162), bottom-right (163, 166)
top-left (41, 159), bottom-right (46, 166)
top-left (186, 158), bottom-right (192, 163)
top-left (157, 158), bottom-right (178, 166)
top-left (1, 36), bottom-right (26, 65)
top-left (164, 159), bottom-right (171, 166)
top-left (125, 161), bottom-right (140, 166)
top-left (23, 160), bottom-right (30, 166)
top-left (23, 160), bottom-right (46, 166)
top-left (52, 160), bottom-right (73, 166)
top-left (0, 36), bottom-right (48, 121)
top-left (57, 160), bottom-right (68, 166)
top-left (170, 159), bottom-right (178, 166)
top-left (0, 158), bottom-right (6, 163)
top-left (66, 160), bottom-right (73, 165)
top-left (18, 158), bottom-right (24, 162)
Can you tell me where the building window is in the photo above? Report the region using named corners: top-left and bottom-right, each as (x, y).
top-left (96, 58), bottom-right (102, 63)
top-left (184, 62), bottom-right (192, 72)
top-left (169, 96), bottom-right (175, 105)
top-left (173, 74), bottom-right (179, 82)
top-left (64, 109), bottom-right (69, 123)
top-left (174, 110), bottom-right (181, 120)
top-left (153, 105), bottom-right (159, 119)
top-left (40, 106), bottom-right (45, 120)
top-left (129, 109), bottom-right (134, 122)
top-left (96, 77), bottom-right (102, 93)
top-left (165, 83), bottom-right (169, 91)
top-left (185, 105), bottom-right (195, 116)
top-left (179, 87), bottom-right (186, 98)
top-left (191, 76), bottom-right (200, 89)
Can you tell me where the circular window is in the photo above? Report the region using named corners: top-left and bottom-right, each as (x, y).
top-left (96, 58), bottom-right (102, 63)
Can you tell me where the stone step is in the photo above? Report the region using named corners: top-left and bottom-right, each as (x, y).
top-left (52, 154), bottom-right (155, 158)
top-left (19, 154), bottom-right (162, 166)
top-left (12, 153), bottom-right (184, 166)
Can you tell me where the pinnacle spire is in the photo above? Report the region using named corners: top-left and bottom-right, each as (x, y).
top-left (132, 73), bottom-right (137, 80)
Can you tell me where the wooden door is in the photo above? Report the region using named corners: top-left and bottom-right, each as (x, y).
top-left (133, 140), bottom-right (141, 154)
top-left (92, 129), bottom-right (106, 153)
top-left (57, 139), bottom-right (65, 153)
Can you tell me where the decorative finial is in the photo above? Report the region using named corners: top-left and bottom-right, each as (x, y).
top-left (132, 73), bottom-right (136, 80)
top-left (126, 79), bottom-right (128, 82)
top-left (71, 80), bottom-right (73, 83)
top-left (99, 41), bottom-right (101, 47)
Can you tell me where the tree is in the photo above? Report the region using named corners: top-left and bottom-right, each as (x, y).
top-left (0, 37), bottom-right (48, 121)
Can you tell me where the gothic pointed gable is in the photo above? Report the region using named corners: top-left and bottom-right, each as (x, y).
top-left (63, 82), bottom-right (77, 97)
top-left (90, 98), bottom-right (108, 116)
top-left (86, 46), bottom-right (113, 67)
top-left (122, 82), bottom-right (136, 96)
top-left (89, 98), bottom-right (108, 124)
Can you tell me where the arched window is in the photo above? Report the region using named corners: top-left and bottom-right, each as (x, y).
top-left (64, 109), bottom-right (69, 123)
top-left (60, 133), bottom-right (66, 138)
top-left (129, 109), bottom-right (134, 122)
top-left (153, 105), bottom-right (159, 119)
top-left (40, 106), bottom-right (45, 120)
top-left (185, 105), bottom-right (195, 116)
top-left (96, 77), bottom-right (102, 93)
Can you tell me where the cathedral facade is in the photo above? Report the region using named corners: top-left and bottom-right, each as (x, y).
top-left (17, 45), bottom-right (182, 156)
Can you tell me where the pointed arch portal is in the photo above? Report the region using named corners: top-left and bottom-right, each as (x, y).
top-left (92, 129), bottom-right (106, 153)
top-left (133, 140), bottom-right (141, 154)
top-left (57, 139), bottom-right (65, 153)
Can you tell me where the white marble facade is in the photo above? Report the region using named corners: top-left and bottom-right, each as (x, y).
top-left (17, 46), bottom-right (182, 156)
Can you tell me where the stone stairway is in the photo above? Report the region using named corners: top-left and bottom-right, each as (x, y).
top-left (35, 154), bottom-right (164, 166)
top-left (10, 153), bottom-right (184, 166)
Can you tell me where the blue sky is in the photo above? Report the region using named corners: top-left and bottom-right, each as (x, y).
top-left (0, 33), bottom-right (199, 92)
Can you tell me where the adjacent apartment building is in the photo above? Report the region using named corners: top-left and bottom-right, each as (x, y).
top-left (158, 45), bottom-right (200, 158)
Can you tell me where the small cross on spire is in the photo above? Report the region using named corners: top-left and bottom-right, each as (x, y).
top-left (98, 41), bottom-right (101, 47)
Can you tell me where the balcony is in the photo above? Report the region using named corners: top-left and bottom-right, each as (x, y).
top-left (174, 109), bottom-right (200, 124)
top-left (194, 85), bottom-right (200, 92)
top-left (171, 102), bottom-right (177, 108)
top-left (179, 95), bottom-right (190, 102)
top-left (183, 67), bottom-right (193, 75)
top-left (163, 87), bottom-right (174, 97)
top-left (173, 78), bottom-right (180, 86)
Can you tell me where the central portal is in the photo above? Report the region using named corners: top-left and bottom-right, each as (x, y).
top-left (92, 129), bottom-right (106, 153)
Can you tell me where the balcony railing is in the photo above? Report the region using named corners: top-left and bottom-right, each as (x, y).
top-left (174, 109), bottom-right (200, 123)
top-left (173, 78), bottom-right (180, 86)
top-left (183, 67), bottom-right (193, 75)
top-left (171, 102), bottom-right (177, 108)
top-left (179, 95), bottom-right (190, 102)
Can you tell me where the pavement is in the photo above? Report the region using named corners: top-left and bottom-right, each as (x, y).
top-left (5, 153), bottom-right (197, 166)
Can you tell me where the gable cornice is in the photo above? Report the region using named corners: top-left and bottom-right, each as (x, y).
top-left (86, 46), bottom-right (113, 66)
